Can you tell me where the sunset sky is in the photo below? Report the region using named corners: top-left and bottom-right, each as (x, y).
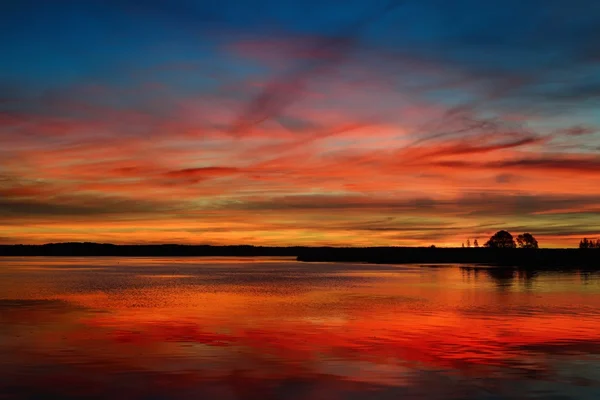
top-left (1, 0), bottom-right (599, 247)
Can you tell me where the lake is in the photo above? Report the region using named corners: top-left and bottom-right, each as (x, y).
top-left (1, 257), bottom-right (599, 399)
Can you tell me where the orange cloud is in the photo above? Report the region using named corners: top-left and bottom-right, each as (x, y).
top-left (1, 48), bottom-right (599, 247)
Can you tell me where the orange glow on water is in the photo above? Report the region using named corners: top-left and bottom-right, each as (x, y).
top-left (1, 258), bottom-right (599, 398)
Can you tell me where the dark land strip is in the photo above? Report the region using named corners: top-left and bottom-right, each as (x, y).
top-left (0, 243), bottom-right (599, 270)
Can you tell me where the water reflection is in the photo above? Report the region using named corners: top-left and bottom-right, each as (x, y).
top-left (1, 258), bottom-right (600, 399)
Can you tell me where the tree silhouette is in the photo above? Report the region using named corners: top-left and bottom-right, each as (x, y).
top-left (466, 239), bottom-right (471, 247)
top-left (516, 233), bottom-right (538, 249)
top-left (484, 230), bottom-right (516, 248)
top-left (580, 238), bottom-right (599, 248)
top-left (474, 239), bottom-right (479, 247)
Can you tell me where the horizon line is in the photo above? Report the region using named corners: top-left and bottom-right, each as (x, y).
top-left (0, 241), bottom-right (587, 250)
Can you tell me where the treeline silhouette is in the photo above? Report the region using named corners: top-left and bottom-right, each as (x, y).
top-left (298, 231), bottom-right (598, 268)
top-left (0, 241), bottom-right (598, 269)
top-left (296, 247), bottom-right (599, 269)
top-left (461, 230), bottom-right (539, 249)
top-left (0, 243), bottom-right (302, 257)
top-left (580, 238), bottom-right (600, 248)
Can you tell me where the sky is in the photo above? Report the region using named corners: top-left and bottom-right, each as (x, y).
top-left (1, 0), bottom-right (599, 247)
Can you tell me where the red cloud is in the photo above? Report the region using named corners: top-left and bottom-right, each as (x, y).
top-left (165, 167), bottom-right (240, 181)
top-left (1, 47), bottom-right (600, 247)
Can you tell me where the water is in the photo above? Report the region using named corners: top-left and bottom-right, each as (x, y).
top-left (1, 257), bottom-right (600, 399)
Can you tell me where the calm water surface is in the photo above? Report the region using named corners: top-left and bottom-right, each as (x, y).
top-left (1, 257), bottom-right (600, 399)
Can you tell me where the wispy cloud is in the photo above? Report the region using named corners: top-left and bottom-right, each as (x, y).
top-left (1, 0), bottom-right (599, 246)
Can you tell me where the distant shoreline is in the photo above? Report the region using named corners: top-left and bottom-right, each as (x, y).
top-left (0, 243), bottom-right (599, 269)
top-left (0, 243), bottom-right (301, 257)
top-left (296, 247), bottom-right (600, 269)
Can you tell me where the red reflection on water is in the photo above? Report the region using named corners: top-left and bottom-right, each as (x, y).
top-left (1, 258), bottom-right (600, 399)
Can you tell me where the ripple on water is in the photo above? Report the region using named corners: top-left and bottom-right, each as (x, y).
top-left (1, 258), bottom-right (600, 399)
